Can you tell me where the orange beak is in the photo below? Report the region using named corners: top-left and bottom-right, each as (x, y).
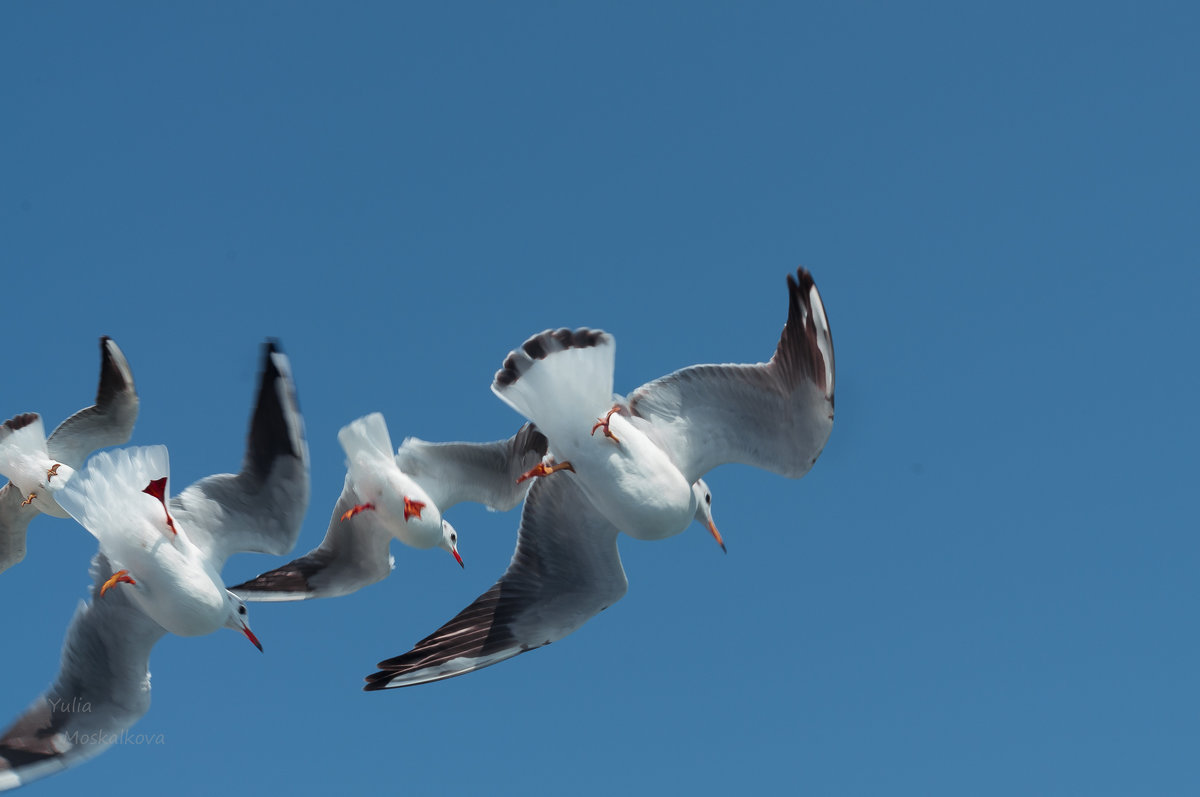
top-left (707, 520), bottom-right (726, 554)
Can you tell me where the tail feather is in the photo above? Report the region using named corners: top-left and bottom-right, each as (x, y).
top-left (338, 413), bottom-right (394, 464)
top-left (490, 328), bottom-right (616, 441)
top-left (0, 414), bottom-right (49, 490)
top-left (55, 446), bottom-right (170, 543)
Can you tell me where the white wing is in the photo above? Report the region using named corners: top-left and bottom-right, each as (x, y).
top-left (627, 268), bottom-right (835, 484)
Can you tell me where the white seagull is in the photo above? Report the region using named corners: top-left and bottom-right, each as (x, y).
top-left (0, 340), bottom-right (309, 791)
top-left (231, 417), bottom-right (549, 601)
top-left (0, 337), bottom-right (139, 573)
top-left (364, 267), bottom-right (833, 689)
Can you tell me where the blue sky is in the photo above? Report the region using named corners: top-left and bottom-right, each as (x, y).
top-left (2, 2), bottom-right (1197, 794)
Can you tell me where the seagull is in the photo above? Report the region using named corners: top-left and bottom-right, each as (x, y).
top-left (0, 336), bottom-right (138, 573)
top-left (0, 340), bottom-right (309, 791)
top-left (231, 418), bottom-right (549, 601)
top-left (364, 267), bottom-right (834, 689)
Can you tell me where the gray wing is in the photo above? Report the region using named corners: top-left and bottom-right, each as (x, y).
top-left (364, 473), bottom-right (627, 690)
top-left (230, 476), bottom-right (393, 602)
top-left (627, 267), bottom-right (835, 484)
top-left (393, 423), bottom-right (548, 511)
top-left (170, 341), bottom-right (310, 571)
top-left (1, 337), bottom-right (139, 575)
top-left (0, 553), bottom-right (166, 792)
top-left (0, 485), bottom-right (36, 574)
top-left (45, 336), bottom-right (140, 469)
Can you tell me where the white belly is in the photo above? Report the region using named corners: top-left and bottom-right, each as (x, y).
top-left (571, 415), bottom-right (694, 541)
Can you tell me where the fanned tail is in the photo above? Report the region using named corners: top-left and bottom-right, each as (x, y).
top-left (0, 414), bottom-right (49, 488)
top-left (54, 446), bottom-right (170, 543)
top-left (490, 328), bottom-right (616, 442)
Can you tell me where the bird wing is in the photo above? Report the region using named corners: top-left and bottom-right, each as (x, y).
top-left (230, 476), bottom-right (394, 602)
top-left (393, 423), bottom-right (548, 511)
top-left (0, 484), bottom-right (37, 574)
top-left (45, 337), bottom-right (140, 470)
top-left (0, 553), bottom-right (166, 792)
top-left (627, 267), bottom-right (835, 484)
top-left (364, 473), bottom-right (627, 690)
top-left (170, 341), bottom-right (310, 571)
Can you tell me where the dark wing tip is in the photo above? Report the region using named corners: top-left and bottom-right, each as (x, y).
top-left (95, 336), bottom-right (136, 407)
top-left (228, 558), bottom-right (318, 596)
top-left (245, 339), bottom-right (304, 478)
top-left (775, 267), bottom-right (833, 401)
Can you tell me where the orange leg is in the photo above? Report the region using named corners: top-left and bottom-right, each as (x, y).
top-left (100, 569), bottom-right (136, 597)
top-left (20, 492), bottom-right (35, 507)
top-left (403, 498), bottom-right (426, 521)
top-left (591, 405), bottom-right (622, 444)
top-left (46, 463), bottom-right (62, 481)
top-left (142, 477), bottom-right (177, 535)
top-left (516, 460), bottom-right (576, 484)
top-left (340, 502), bottom-right (376, 522)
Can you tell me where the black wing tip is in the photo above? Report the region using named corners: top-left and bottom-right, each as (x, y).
top-left (494, 327), bottom-right (610, 390)
top-left (96, 336), bottom-right (136, 406)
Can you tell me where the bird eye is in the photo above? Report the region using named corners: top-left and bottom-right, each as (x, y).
top-left (238, 606), bottom-right (247, 615)
top-left (705, 493), bottom-right (712, 505)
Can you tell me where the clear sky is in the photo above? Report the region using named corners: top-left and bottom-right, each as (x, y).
top-left (2, 3), bottom-right (1196, 795)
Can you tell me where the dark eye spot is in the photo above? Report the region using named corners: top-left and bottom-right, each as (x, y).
top-left (705, 494), bottom-right (711, 505)
top-left (238, 606), bottom-right (247, 615)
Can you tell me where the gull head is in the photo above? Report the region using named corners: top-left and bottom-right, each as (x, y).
top-left (439, 519), bottom-right (464, 569)
top-left (691, 479), bottom-right (725, 553)
top-left (222, 592), bottom-right (263, 652)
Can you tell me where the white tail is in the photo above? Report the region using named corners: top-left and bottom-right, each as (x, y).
top-left (55, 445), bottom-right (171, 542)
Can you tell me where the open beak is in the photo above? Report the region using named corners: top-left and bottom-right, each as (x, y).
top-left (242, 625), bottom-right (264, 652)
top-left (707, 520), bottom-right (726, 554)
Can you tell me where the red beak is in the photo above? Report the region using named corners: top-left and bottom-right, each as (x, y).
top-left (452, 549), bottom-right (464, 569)
top-left (242, 626), bottom-right (264, 652)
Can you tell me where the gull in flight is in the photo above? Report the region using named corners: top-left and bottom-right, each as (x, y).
top-left (365, 267), bottom-right (834, 689)
top-left (0, 337), bottom-right (138, 574)
top-left (232, 416), bottom-right (549, 601)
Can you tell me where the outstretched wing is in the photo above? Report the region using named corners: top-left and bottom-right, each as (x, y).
top-left (46, 336), bottom-right (140, 470)
top-left (627, 267), bottom-right (835, 484)
top-left (230, 477), bottom-right (394, 602)
top-left (393, 423), bottom-right (548, 511)
top-left (0, 553), bottom-right (165, 792)
top-left (364, 473), bottom-right (626, 690)
top-left (170, 341), bottom-right (310, 571)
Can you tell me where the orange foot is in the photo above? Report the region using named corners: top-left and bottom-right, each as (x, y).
top-left (340, 502), bottom-right (376, 522)
top-left (46, 463), bottom-right (62, 481)
top-left (516, 460), bottom-right (576, 484)
top-left (404, 497), bottom-right (426, 521)
top-left (591, 405), bottom-right (622, 444)
top-left (20, 492), bottom-right (36, 507)
top-left (142, 477), bottom-right (177, 535)
top-left (100, 569), bottom-right (136, 597)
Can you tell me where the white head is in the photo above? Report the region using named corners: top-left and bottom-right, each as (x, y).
top-left (222, 592), bottom-right (263, 651)
top-left (439, 519), bottom-right (464, 568)
top-left (691, 479), bottom-right (724, 553)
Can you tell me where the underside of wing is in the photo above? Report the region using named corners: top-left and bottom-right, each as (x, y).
top-left (0, 483), bottom-right (37, 574)
top-left (393, 423), bottom-right (548, 511)
top-left (171, 340), bottom-right (310, 570)
top-left (364, 474), bottom-right (626, 690)
top-left (0, 554), bottom-right (165, 792)
top-left (45, 336), bottom-right (140, 470)
top-left (628, 267), bottom-right (835, 482)
top-left (231, 479), bottom-right (393, 601)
